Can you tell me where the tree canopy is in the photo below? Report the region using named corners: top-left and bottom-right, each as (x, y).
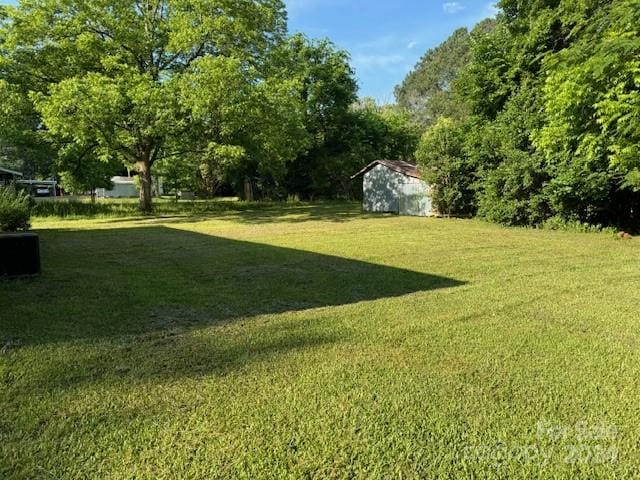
top-left (1, 0), bottom-right (303, 211)
top-left (406, 0), bottom-right (640, 229)
top-left (0, 0), bottom-right (422, 207)
top-left (2, 0), bottom-right (637, 229)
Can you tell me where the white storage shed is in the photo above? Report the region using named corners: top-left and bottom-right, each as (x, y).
top-left (352, 160), bottom-right (433, 217)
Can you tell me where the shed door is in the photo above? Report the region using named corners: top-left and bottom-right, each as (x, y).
top-left (399, 181), bottom-right (431, 217)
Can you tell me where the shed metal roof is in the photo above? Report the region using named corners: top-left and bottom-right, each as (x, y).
top-left (351, 160), bottom-right (422, 180)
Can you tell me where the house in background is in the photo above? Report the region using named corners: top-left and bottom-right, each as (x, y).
top-left (96, 176), bottom-right (139, 198)
top-left (96, 175), bottom-right (164, 198)
top-left (351, 160), bottom-right (433, 217)
top-left (0, 166), bottom-right (23, 186)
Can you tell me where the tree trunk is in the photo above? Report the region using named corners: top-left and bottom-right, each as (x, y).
top-left (244, 178), bottom-right (254, 201)
top-left (138, 158), bottom-right (153, 213)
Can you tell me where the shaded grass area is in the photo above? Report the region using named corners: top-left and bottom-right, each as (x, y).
top-left (2, 225), bottom-right (461, 345)
top-left (2, 204), bottom-right (640, 478)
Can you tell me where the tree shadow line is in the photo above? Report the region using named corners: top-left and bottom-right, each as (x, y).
top-left (1, 225), bottom-right (465, 389)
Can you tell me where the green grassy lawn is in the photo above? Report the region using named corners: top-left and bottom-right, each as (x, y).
top-left (2, 203), bottom-right (639, 478)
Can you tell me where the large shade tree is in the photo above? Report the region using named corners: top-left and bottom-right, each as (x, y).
top-left (279, 35), bottom-right (358, 199)
top-left (0, 0), bottom-right (306, 212)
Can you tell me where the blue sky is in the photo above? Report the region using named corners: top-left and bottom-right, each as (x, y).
top-left (285, 0), bottom-right (499, 102)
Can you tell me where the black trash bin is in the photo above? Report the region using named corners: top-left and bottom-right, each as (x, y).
top-left (0, 232), bottom-right (41, 277)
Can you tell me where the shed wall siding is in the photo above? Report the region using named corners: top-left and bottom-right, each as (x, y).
top-left (399, 179), bottom-right (432, 217)
top-left (362, 164), bottom-right (433, 216)
top-left (96, 181), bottom-right (138, 198)
top-left (363, 164), bottom-right (404, 213)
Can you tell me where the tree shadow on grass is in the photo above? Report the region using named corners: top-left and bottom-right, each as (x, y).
top-left (1, 225), bottom-right (466, 393)
top-left (1, 225), bottom-right (464, 347)
top-left (195, 203), bottom-right (379, 225)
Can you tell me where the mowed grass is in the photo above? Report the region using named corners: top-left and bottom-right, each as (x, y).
top-left (1, 203), bottom-right (639, 479)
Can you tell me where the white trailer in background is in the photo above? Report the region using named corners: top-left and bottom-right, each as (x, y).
top-left (96, 176), bottom-right (164, 198)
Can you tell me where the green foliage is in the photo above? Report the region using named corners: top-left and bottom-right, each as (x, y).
top-left (536, 0), bottom-right (640, 218)
top-left (1, 1), bottom-right (424, 207)
top-left (1, 0), bottom-right (300, 212)
top-left (401, 0), bottom-right (640, 230)
top-left (153, 155), bottom-right (197, 198)
top-left (32, 200), bottom-right (137, 218)
top-left (59, 169), bottom-right (112, 198)
top-left (541, 215), bottom-right (617, 234)
top-left (473, 83), bottom-right (551, 226)
top-left (56, 145), bottom-right (120, 199)
top-left (279, 36), bottom-right (359, 199)
top-left (477, 153), bottom-right (550, 226)
top-left (416, 117), bottom-right (475, 216)
top-left (180, 55), bottom-right (308, 176)
top-left (0, 80), bottom-right (55, 178)
top-left (30, 197), bottom-right (312, 218)
top-left (284, 93), bottom-right (420, 199)
top-left (282, 35), bottom-right (357, 142)
top-left (377, 106), bottom-right (421, 161)
top-left (455, 22), bottom-right (513, 119)
top-left (0, 185), bottom-right (32, 232)
top-left (396, 28), bottom-right (472, 126)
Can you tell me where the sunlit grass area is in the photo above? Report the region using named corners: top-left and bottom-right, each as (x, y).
top-left (2, 203), bottom-right (639, 478)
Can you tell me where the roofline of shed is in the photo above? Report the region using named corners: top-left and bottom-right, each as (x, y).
top-left (350, 160), bottom-right (422, 180)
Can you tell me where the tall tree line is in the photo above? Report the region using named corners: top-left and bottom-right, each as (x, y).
top-left (405, 0), bottom-right (640, 229)
top-left (0, 0), bottom-right (418, 210)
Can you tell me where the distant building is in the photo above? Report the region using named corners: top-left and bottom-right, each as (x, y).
top-left (0, 166), bottom-right (23, 186)
top-left (1, 167), bottom-right (58, 197)
top-left (17, 179), bottom-right (58, 197)
top-left (96, 175), bottom-right (164, 198)
top-left (96, 176), bottom-right (139, 198)
top-left (351, 160), bottom-right (433, 217)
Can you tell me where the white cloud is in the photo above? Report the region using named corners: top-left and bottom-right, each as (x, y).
top-left (442, 2), bottom-right (465, 14)
top-left (407, 41), bottom-right (418, 50)
top-left (352, 54), bottom-right (407, 70)
top-left (356, 35), bottom-right (399, 50)
top-left (483, 2), bottom-right (500, 17)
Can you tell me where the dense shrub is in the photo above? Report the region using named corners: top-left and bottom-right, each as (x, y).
top-left (0, 186), bottom-right (32, 232)
top-left (541, 216), bottom-right (617, 234)
top-left (401, 0), bottom-right (640, 232)
top-left (477, 153), bottom-right (550, 226)
top-left (415, 117), bottom-right (476, 216)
